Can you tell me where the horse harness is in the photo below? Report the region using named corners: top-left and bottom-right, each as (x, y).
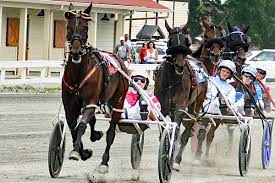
top-left (62, 48), bottom-right (115, 94)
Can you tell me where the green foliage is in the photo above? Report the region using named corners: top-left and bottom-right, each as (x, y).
top-left (224, 0), bottom-right (275, 48)
top-left (187, 0), bottom-right (275, 48)
top-left (188, 0), bottom-right (204, 38)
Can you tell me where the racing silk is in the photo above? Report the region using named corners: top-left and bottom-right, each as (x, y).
top-left (122, 89), bottom-right (161, 119)
top-left (203, 75), bottom-right (236, 114)
top-left (235, 83), bottom-right (258, 109)
top-left (253, 81), bottom-right (263, 100)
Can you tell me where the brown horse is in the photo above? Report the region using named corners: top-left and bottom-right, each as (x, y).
top-left (192, 19), bottom-right (225, 75)
top-left (62, 3), bottom-right (129, 174)
top-left (154, 20), bottom-right (208, 169)
top-left (195, 22), bottom-right (251, 161)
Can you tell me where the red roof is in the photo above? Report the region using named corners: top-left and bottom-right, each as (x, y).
top-left (56, 0), bottom-right (169, 10)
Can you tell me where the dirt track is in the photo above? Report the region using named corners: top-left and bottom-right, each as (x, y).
top-left (1, 93), bottom-right (275, 183)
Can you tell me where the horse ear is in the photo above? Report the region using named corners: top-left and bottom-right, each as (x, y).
top-left (202, 18), bottom-right (210, 30)
top-left (227, 22), bottom-right (233, 32)
top-left (83, 3), bottom-right (93, 15)
top-left (181, 20), bottom-right (188, 32)
top-left (69, 3), bottom-right (74, 11)
top-left (165, 20), bottom-right (172, 33)
top-left (242, 25), bottom-right (250, 34)
top-left (218, 20), bottom-right (224, 29)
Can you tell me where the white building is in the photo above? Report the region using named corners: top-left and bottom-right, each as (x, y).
top-left (0, 0), bottom-right (171, 62)
top-left (124, 0), bottom-right (189, 40)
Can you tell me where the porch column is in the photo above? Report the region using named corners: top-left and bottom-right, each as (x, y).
top-left (114, 14), bottom-right (124, 47)
top-left (43, 9), bottom-right (51, 60)
top-left (88, 12), bottom-right (97, 47)
top-left (48, 10), bottom-right (54, 61)
top-left (0, 5), bottom-right (3, 51)
top-left (18, 8), bottom-right (28, 78)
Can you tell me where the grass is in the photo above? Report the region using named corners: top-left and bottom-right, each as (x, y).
top-left (0, 85), bottom-right (61, 93)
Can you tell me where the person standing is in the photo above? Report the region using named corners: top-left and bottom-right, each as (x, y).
top-left (124, 33), bottom-right (135, 63)
top-left (114, 36), bottom-right (130, 64)
top-left (146, 41), bottom-right (158, 64)
top-left (139, 42), bottom-right (147, 64)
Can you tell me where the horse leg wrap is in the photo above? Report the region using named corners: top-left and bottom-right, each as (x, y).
top-left (73, 122), bottom-right (87, 151)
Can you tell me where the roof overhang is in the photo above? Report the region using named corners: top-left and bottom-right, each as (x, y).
top-left (1, 0), bottom-right (172, 13)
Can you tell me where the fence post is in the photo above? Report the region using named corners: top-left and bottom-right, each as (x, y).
top-left (1, 69), bottom-right (5, 81)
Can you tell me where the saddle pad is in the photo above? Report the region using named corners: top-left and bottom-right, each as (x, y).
top-left (99, 51), bottom-right (120, 75)
top-left (188, 58), bottom-right (207, 84)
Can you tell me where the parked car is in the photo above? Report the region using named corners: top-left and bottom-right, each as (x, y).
top-left (130, 40), bottom-right (167, 64)
top-left (246, 49), bottom-right (275, 82)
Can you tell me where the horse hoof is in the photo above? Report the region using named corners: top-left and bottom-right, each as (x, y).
top-left (68, 150), bottom-right (80, 161)
top-left (80, 148), bottom-right (93, 161)
top-left (172, 162), bottom-right (180, 172)
top-left (192, 159), bottom-right (201, 166)
top-left (90, 131), bottom-right (104, 142)
top-left (96, 164), bottom-right (109, 174)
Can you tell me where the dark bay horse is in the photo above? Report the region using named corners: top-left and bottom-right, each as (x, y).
top-left (224, 22), bottom-right (250, 78)
top-left (62, 3), bottom-right (129, 174)
top-left (195, 22), bottom-right (251, 161)
top-left (154, 20), bottom-right (208, 169)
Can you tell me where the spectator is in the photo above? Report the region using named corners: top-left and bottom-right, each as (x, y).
top-left (146, 41), bottom-right (158, 64)
top-left (124, 33), bottom-right (135, 63)
top-left (114, 36), bottom-right (130, 64)
top-left (139, 42), bottom-right (147, 64)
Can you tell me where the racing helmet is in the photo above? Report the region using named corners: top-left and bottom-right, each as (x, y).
top-left (218, 59), bottom-right (236, 74)
top-left (241, 65), bottom-right (258, 80)
top-left (256, 67), bottom-right (267, 76)
top-left (131, 70), bottom-right (149, 89)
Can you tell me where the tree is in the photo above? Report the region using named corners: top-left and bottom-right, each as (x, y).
top-left (224, 0), bottom-right (275, 48)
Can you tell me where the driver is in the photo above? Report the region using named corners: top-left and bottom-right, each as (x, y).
top-left (235, 65), bottom-right (260, 116)
top-left (122, 70), bottom-right (161, 120)
top-left (202, 59), bottom-right (239, 115)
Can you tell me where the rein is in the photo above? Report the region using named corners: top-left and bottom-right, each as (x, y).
top-left (62, 63), bottom-right (99, 92)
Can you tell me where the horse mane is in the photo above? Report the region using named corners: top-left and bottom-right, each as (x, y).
top-left (191, 43), bottom-right (204, 58)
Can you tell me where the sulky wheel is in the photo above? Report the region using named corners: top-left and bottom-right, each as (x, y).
top-left (262, 119), bottom-right (273, 169)
top-left (48, 120), bottom-right (66, 178)
top-left (131, 133), bottom-right (145, 169)
top-left (238, 126), bottom-right (251, 176)
top-left (158, 129), bottom-right (174, 183)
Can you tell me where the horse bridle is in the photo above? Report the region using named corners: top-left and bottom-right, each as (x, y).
top-left (65, 10), bottom-right (92, 60)
top-left (168, 27), bottom-right (191, 48)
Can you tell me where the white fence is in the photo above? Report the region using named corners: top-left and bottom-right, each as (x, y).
top-left (0, 60), bottom-right (159, 87)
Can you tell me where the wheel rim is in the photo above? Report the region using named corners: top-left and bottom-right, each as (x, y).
top-left (131, 134), bottom-right (144, 169)
top-left (48, 121), bottom-right (65, 178)
top-left (159, 131), bottom-right (172, 182)
top-left (239, 128), bottom-right (250, 176)
top-left (263, 126), bottom-right (271, 168)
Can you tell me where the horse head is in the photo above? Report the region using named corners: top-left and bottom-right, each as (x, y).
top-left (201, 19), bottom-right (225, 65)
top-left (227, 22), bottom-right (250, 61)
top-left (65, 3), bottom-right (93, 63)
top-left (165, 20), bottom-right (192, 75)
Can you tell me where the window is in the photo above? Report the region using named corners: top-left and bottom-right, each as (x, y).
top-left (6, 18), bottom-right (20, 47)
top-left (54, 20), bottom-right (66, 48)
top-left (254, 51), bottom-right (275, 61)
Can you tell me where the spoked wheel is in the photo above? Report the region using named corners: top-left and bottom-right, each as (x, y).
top-left (131, 133), bottom-right (145, 169)
top-left (238, 126), bottom-right (251, 176)
top-left (262, 119), bottom-right (273, 169)
top-left (158, 129), bottom-right (174, 183)
top-left (48, 120), bottom-right (66, 178)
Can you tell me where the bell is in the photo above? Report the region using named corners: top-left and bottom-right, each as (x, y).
top-left (101, 13), bottom-right (110, 21)
top-left (37, 9), bottom-right (44, 17)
